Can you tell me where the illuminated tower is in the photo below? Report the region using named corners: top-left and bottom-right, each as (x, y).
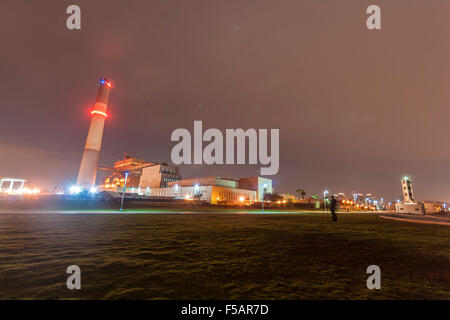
top-left (76, 77), bottom-right (112, 188)
top-left (401, 176), bottom-right (415, 203)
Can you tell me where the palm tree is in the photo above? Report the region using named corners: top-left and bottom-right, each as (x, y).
top-left (296, 189), bottom-right (306, 199)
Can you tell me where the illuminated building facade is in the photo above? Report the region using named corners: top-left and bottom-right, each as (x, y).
top-left (0, 177), bottom-right (26, 193)
top-left (167, 177), bottom-right (238, 189)
top-left (395, 177), bottom-right (424, 215)
top-left (238, 177), bottom-right (273, 201)
top-left (139, 164), bottom-right (181, 189)
top-left (159, 176), bottom-right (257, 204)
top-left (101, 154), bottom-right (181, 191)
top-left (154, 185), bottom-right (256, 205)
top-left (401, 176), bottom-right (415, 203)
top-left (101, 155), bottom-right (156, 189)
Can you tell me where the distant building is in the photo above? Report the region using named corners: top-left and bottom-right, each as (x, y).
top-left (101, 154), bottom-right (180, 190)
top-left (113, 155), bottom-right (153, 172)
top-left (395, 202), bottom-right (425, 215)
top-left (395, 177), bottom-right (424, 215)
top-left (139, 164), bottom-right (181, 188)
top-left (168, 176), bottom-right (237, 189)
top-left (238, 177), bottom-right (273, 201)
top-left (280, 193), bottom-right (296, 201)
top-left (351, 192), bottom-right (364, 205)
top-left (401, 176), bottom-right (415, 203)
top-left (101, 154), bottom-right (271, 206)
top-left (101, 154), bottom-right (154, 189)
top-left (421, 201), bottom-right (446, 214)
top-left (0, 177), bottom-right (26, 193)
top-left (141, 176), bottom-right (273, 205)
top-left (159, 176), bottom-right (258, 205)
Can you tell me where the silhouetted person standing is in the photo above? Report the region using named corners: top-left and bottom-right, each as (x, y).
top-left (330, 195), bottom-right (338, 222)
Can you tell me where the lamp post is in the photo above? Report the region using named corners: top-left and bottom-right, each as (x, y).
top-left (174, 184), bottom-right (179, 197)
top-left (323, 190), bottom-right (329, 213)
top-left (119, 171), bottom-right (129, 212)
top-left (262, 183), bottom-right (267, 212)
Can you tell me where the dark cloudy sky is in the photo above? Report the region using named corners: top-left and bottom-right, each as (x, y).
top-left (1, 1), bottom-right (450, 201)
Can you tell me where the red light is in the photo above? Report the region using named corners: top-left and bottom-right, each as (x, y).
top-left (91, 110), bottom-right (108, 118)
top-left (106, 82), bottom-right (112, 88)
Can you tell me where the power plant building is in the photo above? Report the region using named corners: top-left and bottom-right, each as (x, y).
top-left (101, 154), bottom-right (181, 190)
top-left (139, 164), bottom-right (181, 188)
top-left (151, 177), bottom-right (257, 205)
top-left (239, 177), bottom-right (273, 201)
top-left (97, 156), bottom-right (270, 205)
top-left (101, 155), bottom-right (156, 189)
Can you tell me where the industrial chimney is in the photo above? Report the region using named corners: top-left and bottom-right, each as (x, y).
top-left (76, 77), bottom-right (112, 188)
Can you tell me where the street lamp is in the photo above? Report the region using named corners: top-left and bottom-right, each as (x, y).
top-left (119, 171), bottom-right (129, 212)
top-left (262, 183), bottom-right (267, 212)
top-left (323, 190), bottom-right (329, 212)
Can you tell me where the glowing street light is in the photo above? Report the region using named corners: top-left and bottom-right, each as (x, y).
top-left (194, 184), bottom-right (200, 197)
top-left (119, 171), bottom-right (129, 212)
top-left (70, 185), bottom-right (81, 195)
top-left (323, 190), bottom-right (329, 212)
top-left (262, 183), bottom-right (267, 212)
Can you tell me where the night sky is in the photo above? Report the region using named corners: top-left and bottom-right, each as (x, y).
top-left (1, 1), bottom-right (450, 201)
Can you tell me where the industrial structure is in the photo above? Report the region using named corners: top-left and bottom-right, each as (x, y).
top-left (69, 77), bottom-right (274, 205)
top-left (0, 177), bottom-right (26, 193)
top-left (101, 154), bottom-right (157, 190)
top-left (238, 177), bottom-right (273, 201)
top-left (139, 163), bottom-right (181, 188)
top-left (395, 177), bottom-right (425, 215)
top-left (76, 77), bottom-right (112, 189)
top-left (145, 176), bottom-right (270, 205)
top-left (97, 155), bottom-right (272, 206)
top-left (401, 177), bottom-right (415, 203)
top-left (0, 177), bottom-right (40, 195)
top-left (100, 154), bottom-right (181, 190)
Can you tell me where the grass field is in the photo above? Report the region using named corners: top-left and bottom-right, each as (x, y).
top-left (0, 212), bottom-right (448, 299)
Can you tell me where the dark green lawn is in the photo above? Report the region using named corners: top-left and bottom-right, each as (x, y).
top-left (0, 213), bottom-right (448, 299)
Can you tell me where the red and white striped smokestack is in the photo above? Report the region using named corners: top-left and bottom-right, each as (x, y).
top-left (76, 77), bottom-right (112, 188)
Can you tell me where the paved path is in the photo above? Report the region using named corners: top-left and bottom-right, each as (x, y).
top-left (380, 213), bottom-right (450, 226)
